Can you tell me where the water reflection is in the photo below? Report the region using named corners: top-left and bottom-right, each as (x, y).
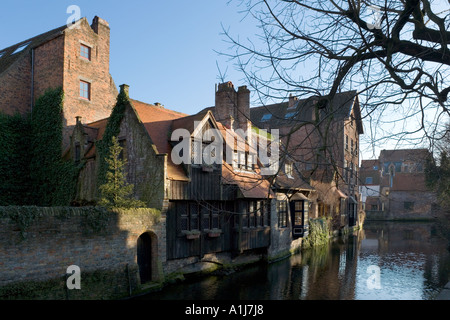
top-left (139, 221), bottom-right (450, 300)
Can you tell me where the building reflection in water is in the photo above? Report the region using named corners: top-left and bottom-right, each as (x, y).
top-left (139, 221), bottom-right (450, 300)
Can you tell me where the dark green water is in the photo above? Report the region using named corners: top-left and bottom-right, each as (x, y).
top-left (139, 221), bottom-right (450, 300)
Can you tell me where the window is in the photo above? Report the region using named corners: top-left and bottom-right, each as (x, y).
top-left (277, 200), bottom-right (288, 228)
top-left (191, 140), bottom-right (202, 165)
top-left (242, 201), bottom-right (267, 228)
top-left (178, 202), bottom-right (200, 232)
top-left (80, 81), bottom-right (91, 100)
top-left (293, 201), bottom-right (303, 225)
top-left (238, 151), bottom-right (246, 169)
top-left (365, 177), bottom-right (373, 184)
top-left (344, 160), bottom-right (348, 182)
top-left (261, 114), bottom-right (272, 122)
top-left (345, 135), bottom-right (349, 150)
top-left (118, 139), bottom-right (127, 161)
top-left (12, 41), bottom-right (30, 55)
top-left (285, 112), bottom-right (296, 119)
top-left (373, 165), bottom-right (378, 170)
top-left (236, 152), bottom-right (255, 171)
top-left (351, 139), bottom-right (354, 154)
top-left (285, 162), bottom-right (293, 177)
top-left (80, 44), bottom-right (91, 60)
top-left (74, 143), bottom-right (81, 164)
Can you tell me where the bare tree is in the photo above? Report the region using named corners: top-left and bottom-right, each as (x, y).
top-left (221, 0), bottom-right (450, 157)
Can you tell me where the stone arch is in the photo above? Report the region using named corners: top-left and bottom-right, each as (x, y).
top-left (137, 231), bottom-right (158, 284)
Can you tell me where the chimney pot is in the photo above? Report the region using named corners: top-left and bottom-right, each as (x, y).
top-left (120, 84), bottom-right (130, 97)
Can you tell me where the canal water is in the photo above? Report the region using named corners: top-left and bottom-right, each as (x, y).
top-left (139, 221), bottom-right (450, 300)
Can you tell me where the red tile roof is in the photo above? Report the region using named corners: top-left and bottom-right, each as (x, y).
top-left (221, 162), bottom-right (274, 199)
top-left (130, 99), bottom-right (189, 181)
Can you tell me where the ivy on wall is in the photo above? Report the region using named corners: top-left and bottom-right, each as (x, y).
top-left (0, 113), bottom-right (32, 205)
top-left (0, 88), bottom-right (81, 206)
top-left (96, 87), bottom-right (130, 191)
top-left (29, 87), bottom-right (81, 206)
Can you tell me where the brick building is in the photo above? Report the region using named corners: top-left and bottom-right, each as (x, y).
top-left (0, 16), bottom-right (118, 147)
top-left (248, 90), bottom-right (364, 231)
top-left (360, 149), bottom-right (437, 219)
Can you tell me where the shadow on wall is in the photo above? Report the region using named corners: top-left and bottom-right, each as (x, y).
top-left (0, 206), bottom-right (162, 300)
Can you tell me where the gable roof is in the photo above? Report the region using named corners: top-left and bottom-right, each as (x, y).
top-left (379, 149), bottom-right (430, 163)
top-left (221, 162), bottom-right (274, 199)
top-left (130, 99), bottom-right (187, 155)
top-left (129, 99), bottom-right (189, 181)
top-left (250, 91), bottom-right (362, 134)
top-left (0, 23), bottom-right (67, 76)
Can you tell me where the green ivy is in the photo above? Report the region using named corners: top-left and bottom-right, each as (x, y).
top-left (96, 89), bottom-right (130, 191)
top-left (0, 113), bottom-right (32, 205)
top-left (28, 87), bottom-right (81, 206)
top-left (0, 88), bottom-right (82, 206)
top-left (303, 218), bottom-right (330, 249)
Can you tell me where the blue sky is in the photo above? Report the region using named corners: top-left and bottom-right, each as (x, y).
top-left (1, 1), bottom-right (438, 160)
top-left (0, 0), bottom-right (251, 114)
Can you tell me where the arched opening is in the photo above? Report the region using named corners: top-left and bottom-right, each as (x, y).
top-left (137, 232), bottom-right (154, 284)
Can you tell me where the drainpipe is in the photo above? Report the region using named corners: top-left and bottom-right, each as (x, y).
top-left (30, 48), bottom-right (35, 117)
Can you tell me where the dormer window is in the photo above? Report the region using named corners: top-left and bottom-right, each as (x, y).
top-left (235, 151), bottom-right (256, 171)
top-left (261, 114), bottom-right (272, 122)
top-left (80, 44), bottom-right (91, 61)
top-left (285, 162), bottom-right (293, 177)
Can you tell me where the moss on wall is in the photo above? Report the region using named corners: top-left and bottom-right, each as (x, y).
top-left (0, 206), bottom-right (162, 300)
top-left (302, 218), bottom-right (331, 249)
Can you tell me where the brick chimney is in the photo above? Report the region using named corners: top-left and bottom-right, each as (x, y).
top-left (215, 81), bottom-right (237, 130)
top-left (288, 94), bottom-right (298, 108)
top-left (91, 16), bottom-right (110, 35)
top-left (91, 16), bottom-right (111, 74)
top-left (236, 85), bottom-right (251, 136)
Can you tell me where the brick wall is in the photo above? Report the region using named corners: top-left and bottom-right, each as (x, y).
top-left (0, 51), bottom-right (32, 115)
top-left (32, 35), bottom-right (65, 106)
top-left (0, 17), bottom-right (118, 149)
top-left (0, 207), bottom-right (165, 299)
top-left (62, 18), bottom-right (117, 129)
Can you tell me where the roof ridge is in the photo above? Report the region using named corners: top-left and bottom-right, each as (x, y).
top-left (0, 23), bottom-right (68, 53)
top-left (130, 98), bottom-right (188, 117)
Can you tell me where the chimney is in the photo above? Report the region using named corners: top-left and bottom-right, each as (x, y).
top-left (215, 81), bottom-right (237, 130)
top-left (91, 16), bottom-right (111, 74)
top-left (91, 16), bottom-right (110, 34)
top-left (237, 85), bottom-right (251, 135)
top-left (75, 116), bottom-right (82, 125)
top-left (288, 94), bottom-right (298, 109)
top-left (120, 84), bottom-right (130, 97)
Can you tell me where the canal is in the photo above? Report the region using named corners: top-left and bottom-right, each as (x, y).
top-left (138, 221), bottom-right (450, 300)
